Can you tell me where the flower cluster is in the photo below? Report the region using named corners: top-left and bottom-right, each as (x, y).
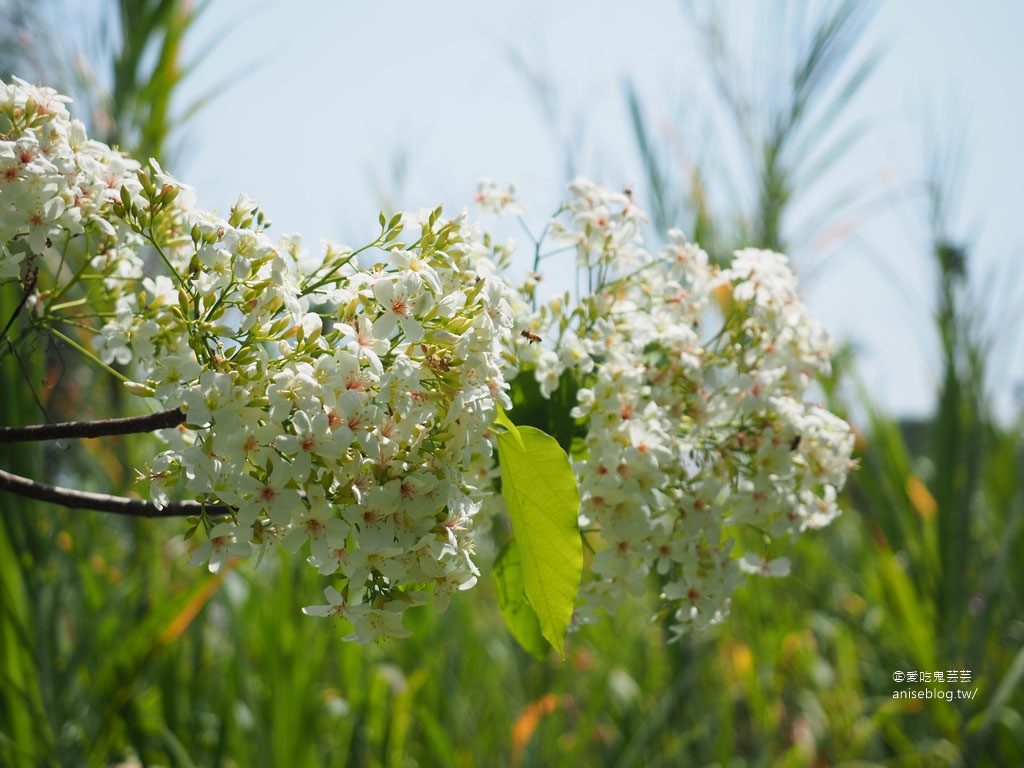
top-left (549, 177), bottom-right (647, 270)
top-left (473, 178), bottom-right (524, 217)
top-left (2, 74), bottom-right (854, 646)
top-left (501, 180), bottom-right (855, 637)
top-left (136, 202), bottom-right (515, 643)
top-left (0, 77), bottom-right (515, 643)
top-left (0, 77), bottom-right (141, 278)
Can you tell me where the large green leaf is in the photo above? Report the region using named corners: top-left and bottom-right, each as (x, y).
top-left (492, 540), bottom-right (548, 659)
top-left (495, 411), bottom-right (582, 658)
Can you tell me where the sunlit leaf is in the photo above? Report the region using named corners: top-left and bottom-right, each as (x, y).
top-left (495, 410), bottom-right (581, 659)
top-left (492, 540), bottom-right (548, 659)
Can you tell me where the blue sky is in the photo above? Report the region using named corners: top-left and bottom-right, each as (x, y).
top-left (179, 0), bottom-right (1024, 420)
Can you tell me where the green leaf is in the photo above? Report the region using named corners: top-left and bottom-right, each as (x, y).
top-left (495, 413), bottom-right (582, 659)
top-left (492, 540), bottom-right (548, 659)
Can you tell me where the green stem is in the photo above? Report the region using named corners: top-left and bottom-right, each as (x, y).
top-left (47, 326), bottom-right (131, 384)
top-left (46, 297), bottom-right (92, 313)
top-left (302, 239), bottom-right (383, 294)
top-left (47, 240), bottom-right (95, 305)
top-left (142, 230), bottom-right (191, 299)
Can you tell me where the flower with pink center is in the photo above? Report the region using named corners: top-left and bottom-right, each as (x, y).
top-left (189, 522), bottom-right (250, 574)
top-left (337, 316), bottom-right (390, 375)
top-left (372, 271), bottom-right (426, 342)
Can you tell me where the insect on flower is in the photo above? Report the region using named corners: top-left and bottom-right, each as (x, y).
top-left (790, 435), bottom-right (801, 451)
top-left (520, 329), bottom-right (541, 344)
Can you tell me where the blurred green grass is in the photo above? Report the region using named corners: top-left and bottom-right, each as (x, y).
top-left (3, 451), bottom-right (1020, 766)
top-left (2, 0), bottom-right (1023, 765)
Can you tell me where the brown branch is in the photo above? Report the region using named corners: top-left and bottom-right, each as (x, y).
top-left (0, 467), bottom-right (230, 518)
top-left (0, 408), bottom-right (187, 443)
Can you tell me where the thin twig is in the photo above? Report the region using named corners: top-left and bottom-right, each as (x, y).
top-left (0, 264), bottom-right (37, 340)
top-left (0, 467), bottom-right (229, 518)
top-left (0, 408), bottom-right (187, 443)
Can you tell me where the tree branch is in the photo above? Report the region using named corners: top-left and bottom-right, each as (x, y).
top-left (0, 408), bottom-right (187, 443)
top-left (0, 467), bottom-right (229, 518)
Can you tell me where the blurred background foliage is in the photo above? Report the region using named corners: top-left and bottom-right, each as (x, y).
top-left (1, 0), bottom-right (1021, 766)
